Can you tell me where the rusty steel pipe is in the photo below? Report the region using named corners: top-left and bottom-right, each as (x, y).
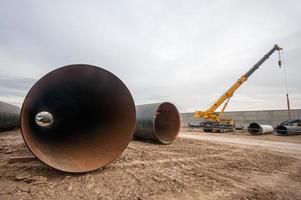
top-left (275, 125), bottom-right (301, 136)
top-left (134, 102), bottom-right (181, 144)
top-left (0, 101), bottom-right (20, 131)
top-left (20, 64), bottom-right (136, 173)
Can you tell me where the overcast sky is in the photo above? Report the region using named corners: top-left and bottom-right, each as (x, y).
top-left (0, 0), bottom-right (300, 112)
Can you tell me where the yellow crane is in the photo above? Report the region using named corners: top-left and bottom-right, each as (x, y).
top-left (194, 44), bottom-right (283, 132)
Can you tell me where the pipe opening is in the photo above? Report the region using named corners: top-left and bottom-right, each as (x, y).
top-left (154, 102), bottom-right (181, 144)
top-left (247, 123), bottom-right (262, 134)
top-left (276, 125), bottom-right (288, 135)
top-left (21, 65), bottom-right (136, 172)
top-left (35, 111), bottom-right (53, 127)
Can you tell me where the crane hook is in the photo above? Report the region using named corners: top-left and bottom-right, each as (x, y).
top-left (278, 49), bottom-right (282, 68)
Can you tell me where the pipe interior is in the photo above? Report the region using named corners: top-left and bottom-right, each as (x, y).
top-left (21, 65), bottom-right (136, 172)
top-left (276, 125), bottom-right (288, 135)
top-left (247, 123), bottom-right (262, 134)
top-left (154, 102), bottom-right (181, 144)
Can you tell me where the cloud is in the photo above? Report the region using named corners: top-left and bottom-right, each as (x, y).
top-left (0, 75), bottom-right (36, 106)
top-left (0, 0), bottom-right (300, 111)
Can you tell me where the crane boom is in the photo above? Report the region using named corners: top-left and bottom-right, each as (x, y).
top-left (195, 44), bottom-right (282, 121)
top-left (245, 44), bottom-right (282, 78)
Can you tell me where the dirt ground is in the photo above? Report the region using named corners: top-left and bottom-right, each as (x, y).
top-left (1, 129), bottom-right (301, 200)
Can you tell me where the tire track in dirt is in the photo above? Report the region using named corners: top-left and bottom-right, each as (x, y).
top-left (180, 132), bottom-right (301, 158)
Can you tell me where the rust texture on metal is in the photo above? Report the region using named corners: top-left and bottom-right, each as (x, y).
top-left (134, 102), bottom-right (181, 144)
top-left (0, 101), bottom-right (20, 131)
top-left (20, 64), bottom-right (136, 173)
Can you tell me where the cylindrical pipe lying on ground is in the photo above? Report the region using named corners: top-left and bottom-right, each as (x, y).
top-left (0, 101), bottom-right (20, 131)
top-left (275, 125), bottom-right (301, 136)
top-left (247, 122), bottom-right (274, 135)
top-left (134, 102), bottom-right (181, 144)
top-left (20, 64), bottom-right (136, 173)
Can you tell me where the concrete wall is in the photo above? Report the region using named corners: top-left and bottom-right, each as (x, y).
top-left (180, 109), bottom-right (301, 128)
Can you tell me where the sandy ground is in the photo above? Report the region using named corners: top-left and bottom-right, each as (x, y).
top-left (0, 129), bottom-right (301, 200)
top-left (181, 130), bottom-right (301, 157)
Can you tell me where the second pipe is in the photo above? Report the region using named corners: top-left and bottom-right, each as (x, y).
top-left (134, 102), bottom-right (181, 144)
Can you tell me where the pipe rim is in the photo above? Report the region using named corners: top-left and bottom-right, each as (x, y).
top-left (276, 125), bottom-right (289, 135)
top-left (20, 64), bottom-right (136, 173)
top-left (153, 102), bottom-right (181, 144)
top-left (247, 122), bottom-right (262, 134)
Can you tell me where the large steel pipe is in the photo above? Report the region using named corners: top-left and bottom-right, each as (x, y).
top-left (247, 122), bottom-right (274, 135)
top-left (21, 64), bottom-right (136, 173)
top-left (134, 102), bottom-right (181, 144)
top-left (0, 101), bottom-right (20, 131)
top-left (275, 125), bottom-right (301, 136)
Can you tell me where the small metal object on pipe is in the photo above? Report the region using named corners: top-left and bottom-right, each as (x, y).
top-left (0, 101), bottom-right (20, 131)
top-left (247, 122), bottom-right (274, 135)
top-left (134, 102), bottom-right (181, 144)
top-left (20, 64), bottom-right (136, 173)
top-left (275, 125), bottom-right (301, 136)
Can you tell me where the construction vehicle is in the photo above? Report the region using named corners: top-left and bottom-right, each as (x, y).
top-left (194, 44), bottom-right (283, 132)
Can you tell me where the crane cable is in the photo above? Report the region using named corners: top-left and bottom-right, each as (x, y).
top-left (278, 50), bottom-right (289, 94)
top-left (278, 49), bottom-right (291, 119)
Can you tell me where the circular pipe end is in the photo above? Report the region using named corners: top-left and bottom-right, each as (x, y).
top-left (21, 64), bottom-right (136, 173)
top-left (154, 102), bottom-right (181, 144)
top-left (35, 111), bottom-right (53, 127)
top-left (247, 123), bottom-right (262, 135)
top-left (276, 125), bottom-right (288, 136)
